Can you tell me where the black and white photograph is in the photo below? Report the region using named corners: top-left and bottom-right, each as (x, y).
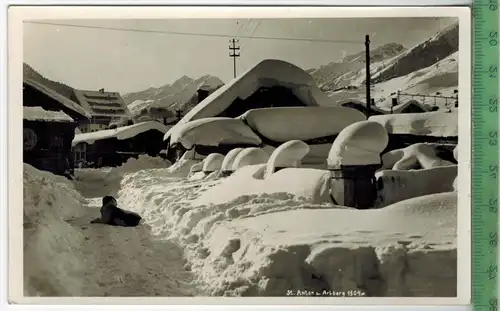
top-left (10, 6), bottom-right (470, 302)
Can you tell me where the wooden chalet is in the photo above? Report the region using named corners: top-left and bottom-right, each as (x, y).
top-left (72, 121), bottom-right (169, 168)
top-left (23, 79), bottom-right (91, 177)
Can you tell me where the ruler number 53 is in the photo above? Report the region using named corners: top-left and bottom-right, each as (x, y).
top-left (489, 131), bottom-right (498, 146)
top-left (490, 297), bottom-right (498, 311)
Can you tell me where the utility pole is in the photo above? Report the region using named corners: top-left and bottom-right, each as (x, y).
top-left (365, 34), bottom-right (371, 114)
top-left (229, 39), bottom-right (240, 78)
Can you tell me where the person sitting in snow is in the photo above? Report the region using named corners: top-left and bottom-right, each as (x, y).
top-left (90, 196), bottom-right (142, 227)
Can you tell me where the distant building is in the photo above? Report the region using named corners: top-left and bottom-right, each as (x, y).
top-left (72, 121), bottom-right (169, 168)
top-left (72, 88), bottom-right (130, 133)
top-left (23, 79), bottom-right (91, 176)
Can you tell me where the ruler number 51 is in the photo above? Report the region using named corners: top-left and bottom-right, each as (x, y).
top-left (490, 198), bottom-right (498, 213)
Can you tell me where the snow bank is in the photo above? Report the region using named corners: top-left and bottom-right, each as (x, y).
top-left (375, 165), bottom-right (457, 207)
top-left (239, 107), bottom-right (366, 142)
top-left (73, 155), bottom-right (170, 198)
top-left (192, 164), bottom-right (332, 207)
top-left (202, 153), bottom-right (225, 173)
top-left (328, 121), bottom-right (389, 167)
top-left (381, 143), bottom-right (455, 170)
top-left (265, 140), bottom-right (310, 178)
top-left (170, 118), bottom-right (262, 149)
top-left (72, 121), bottom-right (169, 146)
top-left (23, 106), bottom-right (75, 123)
top-left (369, 112), bottom-right (458, 137)
top-left (164, 59), bottom-right (333, 141)
top-left (221, 148), bottom-right (244, 172)
top-left (118, 169), bottom-right (456, 297)
top-left (25, 163), bottom-right (199, 296)
top-left (232, 148), bottom-right (270, 171)
top-left (23, 164), bottom-right (90, 296)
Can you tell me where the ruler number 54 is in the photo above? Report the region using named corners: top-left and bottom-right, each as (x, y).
top-left (489, 164), bottom-right (498, 179)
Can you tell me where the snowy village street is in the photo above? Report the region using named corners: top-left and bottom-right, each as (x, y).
top-left (20, 15), bottom-right (464, 299)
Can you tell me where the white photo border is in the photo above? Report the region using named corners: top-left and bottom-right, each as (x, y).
top-left (6, 5), bottom-right (472, 307)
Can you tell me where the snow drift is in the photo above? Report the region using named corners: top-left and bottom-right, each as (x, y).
top-left (170, 118), bottom-right (262, 149)
top-left (328, 121), bottom-right (389, 167)
top-left (221, 148), bottom-right (245, 172)
top-left (164, 59), bottom-right (334, 142)
top-left (202, 153), bottom-right (225, 173)
top-left (239, 107), bottom-right (366, 142)
top-left (265, 140), bottom-right (310, 178)
top-left (72, 121), bottom-right (169, 146)
top-left (118, 168), bottom-right (457, 297)
top-left (192, 164), bottom-right (332, 207)
top-left (381, 143), bottom-right (456, 170)
top-left (232, 147), bottom-right (270, 171)
top-left (375, 165), bottom-right (457, 207)
top-left (369, 112), bottom-right (458, 137)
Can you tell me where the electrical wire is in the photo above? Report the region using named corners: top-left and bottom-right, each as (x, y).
top-left (25, 21), bottom-right (363, 44)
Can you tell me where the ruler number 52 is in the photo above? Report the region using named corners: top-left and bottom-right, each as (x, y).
top-left (489, 131), bottom-right (498, 146)
top-left (490, 65), bottom-right (498, 78)
top-left (490, 297), bottom-right (498, 311)
top-left (490, 31), bottom-right (498, 47)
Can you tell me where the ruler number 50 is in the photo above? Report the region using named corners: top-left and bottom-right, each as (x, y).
top-left (490, 31), bottom-right (498, 47)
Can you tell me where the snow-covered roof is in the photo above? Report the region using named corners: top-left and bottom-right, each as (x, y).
top-left (339, 98), bottom-right (430, 114)
top-left (369, 111), bottom-right (458, 137)
top-left (170, 117), bottom-right (263, 149)
top-left (164, 59), bottom-right (332, 141)
top-left (24, 78), bottom-right (91, 119)
top-left (72, 121), bottom-right (169, 146)
top-left (23, 106), bottom-right (75, 123)
top-left (239, 107), bottom-right (366, 142)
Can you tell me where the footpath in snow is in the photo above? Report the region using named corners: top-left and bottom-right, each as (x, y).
top-left (23, 157), bottom-right (198, 297)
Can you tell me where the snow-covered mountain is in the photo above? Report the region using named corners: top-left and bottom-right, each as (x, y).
top-left (123, 75), bottom-right (225, 116)
top-left (313, 22), bottom-right (459, 111)
top-left (308, 43), bottom-right (406, 92)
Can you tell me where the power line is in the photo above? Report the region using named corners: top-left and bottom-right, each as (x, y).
top-left (25, 21), bottom-right (363, 44)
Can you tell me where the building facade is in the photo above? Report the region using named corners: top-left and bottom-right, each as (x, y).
top-left (72, 88), bottom-right (131, 133)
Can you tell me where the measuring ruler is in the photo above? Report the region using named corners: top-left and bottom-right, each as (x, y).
top-left (473, 0), bottom-right (500, 309)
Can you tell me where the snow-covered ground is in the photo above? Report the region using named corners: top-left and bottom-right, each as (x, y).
top-left (118, 167), bottom-right (457, 297)
top-left (24, 157), bottom-right (199, 297)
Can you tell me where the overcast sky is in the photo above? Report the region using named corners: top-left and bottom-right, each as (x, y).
top-left (24, 17), bottom-right (457, 94)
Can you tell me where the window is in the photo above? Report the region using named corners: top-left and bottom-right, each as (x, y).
top-left (23, 128), bottom-right (38, 151)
